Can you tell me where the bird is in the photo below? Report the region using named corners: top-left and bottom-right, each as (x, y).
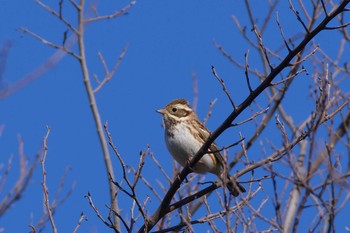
top-left (157, 98), bottom-right (245, 196)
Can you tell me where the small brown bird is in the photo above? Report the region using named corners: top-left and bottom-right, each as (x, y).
top-left (157, 98), bottom-right (245, 196)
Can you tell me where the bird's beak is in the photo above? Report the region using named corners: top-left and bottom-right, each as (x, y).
top-left (156, 108), bottom-right (166, 114)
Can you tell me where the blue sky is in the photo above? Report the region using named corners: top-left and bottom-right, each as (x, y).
top-left (0, 1), bottom-right (349, 232)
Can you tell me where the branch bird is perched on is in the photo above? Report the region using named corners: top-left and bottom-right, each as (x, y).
top-left (157, 98), bottom-right (245, 196)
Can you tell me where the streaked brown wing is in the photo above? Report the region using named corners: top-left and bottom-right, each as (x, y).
top-left (196, 118), bottom-right (246, 196)
top-left (196, 119), bottom-right (225, 171)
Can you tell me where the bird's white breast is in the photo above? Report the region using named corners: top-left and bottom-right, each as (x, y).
top-left (164, 122), bottom-right (216, 174)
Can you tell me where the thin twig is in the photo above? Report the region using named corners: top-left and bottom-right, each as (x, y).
top-left (93, 44), bottom-right (129, 93)
top-left (276, 11), bottom-right (292, 52)
top-left (211, 66), bottom-right (236, 109)
top-left (41, 126), bottom-right (57, 233)
top-left (231, 107), bottom-right (269, 126)
top-left (244, 50), bottom-right (253, 93)
top-left (153, 187), bottom-right (262, 233)
top-left (35, 0), bottom-right (78, 34)
top-left (203, 98), bottom-right (217, 125)
top-left (72, 213), bottom-right (88, 233)
top-left (84, 1), bottom-right (136, 24)
top-left (19, 27), bottom-right (79, 59)
top-left (85, 192), bottom-right (119, 232)
top-left (325, 21), bottom-right (350, 29)
top-left (288, 0), bottom-right (310, 33)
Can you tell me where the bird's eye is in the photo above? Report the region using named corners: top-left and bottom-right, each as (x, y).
top-left (172, 107), bottom-right (177, 112)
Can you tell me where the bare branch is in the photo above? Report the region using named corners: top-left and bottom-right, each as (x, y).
top-left (93, 44), bottom-right (128, 93)
top-left (75, 0), bottom-right (121, 227)
top-left (231, 107), bottom-right (269, 126)
top-left (325, 21), bottom-right (350, 29)
top-left (288, 0), bottom-right (310, 33)
top-left (244, 50), bottom-right (253, 93)
top-left (153, 186), bottom-right (262, 233)
top-left (203, 98), bottom-right (217, 125)
top-left (276, 11), bottom-right (292, 52)
top-left (35, 0), bottom-right (78, 34)
top-left (84, 1), bottom-right (137, 24)
top-left (19, 27), bottom-right (79, 59)
top-left (0, 138), bottom-right (40, 216)
top-left (41, 126), bottom-right (57, 233)
top-left (85, 192), bottom-right (119, 232)
top-left (72, 213), bottom-right (88, 233)
top-left (211, 66), bottom-right (236, 109)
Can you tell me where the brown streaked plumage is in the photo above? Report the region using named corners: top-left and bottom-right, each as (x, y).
top-left (157, 98), bottom-right (245, 196)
